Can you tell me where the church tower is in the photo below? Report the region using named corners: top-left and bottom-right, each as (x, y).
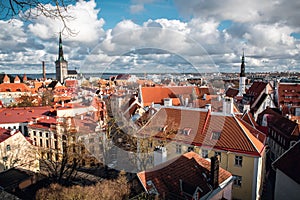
top-left (55, 32), bottom-right (68, 83)
top-left (238, 51), bottom-right (246, 96)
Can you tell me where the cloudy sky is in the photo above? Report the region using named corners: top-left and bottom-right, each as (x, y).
top-left (0, 0), bottom-right (300, 75)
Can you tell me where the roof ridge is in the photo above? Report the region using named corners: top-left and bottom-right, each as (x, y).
top-left (233, 115), bottom-right (263, 156)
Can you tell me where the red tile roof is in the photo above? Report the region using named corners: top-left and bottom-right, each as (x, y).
top-left (0, 106), bottom-right (52, 124)
top-left (65, 79), bottom-right (78, 88)
top-left (0, 128), bottom-right (20, 143)
top-left (141, 86), bottom-right (210, 106)
top-left (0, 128), bottom-right (12, 142)
top-left (137, 152), bottom-right (232, 198)
top-left (138, 107), bottom-right (265, 156)
top-left (240, 111), bottom-right (259, 127)
top-left (273, 140), bottom-right (300, 184)
top-left (225, 87), bottom-right (239, 98)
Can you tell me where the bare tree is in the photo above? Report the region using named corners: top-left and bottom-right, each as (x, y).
top-left (0, 0), bottom-right (76, 34)
top-left (36, 170), bottom-right (130, 200)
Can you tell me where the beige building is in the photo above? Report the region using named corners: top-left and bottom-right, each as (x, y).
top-left (0, 128), bottom-right (39, 172)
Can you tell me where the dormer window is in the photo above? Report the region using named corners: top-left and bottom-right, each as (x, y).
top-left (212, 131), bottom-right (221, 140)
top-left (159, 125), bottom-right (167, 132)
top-left (6, 145), bottom-right (11, 151)
top-left (182, 128), bottom-right (191, 135)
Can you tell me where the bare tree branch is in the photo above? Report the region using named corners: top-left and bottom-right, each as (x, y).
top-left (0, 0), bottom-right (78, 35)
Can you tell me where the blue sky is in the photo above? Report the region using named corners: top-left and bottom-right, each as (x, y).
top-left (0, 0), bottom-right (300, 74)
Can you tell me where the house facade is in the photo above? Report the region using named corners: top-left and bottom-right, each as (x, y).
top-left (136, 101), bottom-right (266, 200)
top-left (0, 128), bottom-right (39, 172)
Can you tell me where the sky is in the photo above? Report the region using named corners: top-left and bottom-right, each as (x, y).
top-left (0, 0), bottom-right (300, 75)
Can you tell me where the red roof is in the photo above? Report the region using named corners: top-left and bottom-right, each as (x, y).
top-left (225, 87), bottom-right (239, 98)
top-left (0, 83), bottom-right (33, 92)
top-left (137, 152), bottom-right (232, 198)
top-left (0, 106), bottom-right (52, 124)
top-left (138, 107), bottom-right (265, 156)
top-left (0, 128), bottom-right (19, 143)
top-left (65, 79), bottom-right (78, 88)
top-left (141, 86), bottom-right (210, 106)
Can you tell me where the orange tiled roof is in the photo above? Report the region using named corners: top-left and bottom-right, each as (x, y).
top-left (137, 152), bottom-right (232, 198)
top-left (3, 74), bottom-right (10, 83)
top-left (14, 75), bottom-right (20, 83)
top-left (0, 83), bottom-right (32, 92)
top-left (65, 79), bottom-right (78, 88)
top-left (138, 107), bottom-right (265, 156)
top-left (23, 74), bottom-right (27, 82)
top-left (141, 86), bottom-right (210, 106)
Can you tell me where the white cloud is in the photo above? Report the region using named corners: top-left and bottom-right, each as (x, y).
top-left (28, 0), bottom-right (105, 44)
top-left (1, 0), bottom-right (300, 74)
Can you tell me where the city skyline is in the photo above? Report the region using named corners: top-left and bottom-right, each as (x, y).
top-left (0, 0), bottom-right (300, 74)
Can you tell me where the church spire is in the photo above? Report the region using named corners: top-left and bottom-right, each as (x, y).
top-left (58, 32), bottom-right (64, 61)
top-left (240, 50), bottom-right (245, 77)
top-left (238, 50), bottom-right (246, 96)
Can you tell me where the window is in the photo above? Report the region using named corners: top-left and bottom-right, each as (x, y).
top-left (6, 145), bottom-right (11, 151)
top-left (188, 146), bottom-right (194, 152)
top-left (202, 149), bottom-right (208, 158)
top-left (3, 156), bottom-right (8, 162)
top-left (233, 175), bottom-right (242, 187)
top-left (39, 132), bottom-right (43, 137)
top-left (215, 152), bottom-right (221, 162)
top-left (45, 132), bottom-right (49, 138)
top-left (176, 144), bottom-right (182, 154)
top-left (212, 131), bottom-right (221, 140)
top-left (46, 140), bottom-right (49, 148)
top-left (40, 139), bottom-right (43, 147)
top-left (183, 128), bottom-right (192, 135)
top-left (235, 156), bottom-right (243, 167)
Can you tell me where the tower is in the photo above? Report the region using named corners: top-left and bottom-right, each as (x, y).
top-left (238, 51), bottom-right (246, 96)
top-left (55, 32), bottom-right (68, 83)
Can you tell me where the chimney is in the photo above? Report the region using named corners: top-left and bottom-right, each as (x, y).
top-left (164, 98), bottom-right (172, 106)
top-left (42, 61), bottom-right (46, 80)
top-left (185, 98), bottom-right (189, 107)
top-left (153, 146), bottom-right (167, 166)
top-left (223, 97), bottom-right (233, 115)
top-left (205, 104), bottom-right (211, 112)
top-left (210, 155), bottom-right (219, 189)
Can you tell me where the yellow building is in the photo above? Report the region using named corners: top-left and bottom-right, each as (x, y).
top-left (137, 106), bottom-right (266, 200)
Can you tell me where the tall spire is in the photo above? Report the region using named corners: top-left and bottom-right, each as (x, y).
top-left (240, 50), bottom-right (245, 77)
top-left (58, 32), bottom-right (64, 61)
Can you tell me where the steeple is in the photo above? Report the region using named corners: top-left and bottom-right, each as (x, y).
top-left (240, 50), bottom-right (245, 77)
top-left (55, 32), bottom-right (68, 83)
top-left (238, 50), bottom-right (246, 96)
top-left (58, 32), bottom-right (64, 61)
